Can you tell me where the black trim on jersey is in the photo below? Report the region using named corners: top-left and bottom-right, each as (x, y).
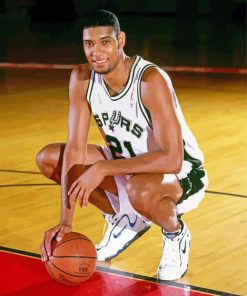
top-left (178, 144), bottom-right (206, 203)
top-left (102, 55), bottom-right (141, 101)
top-left (137, 64), bottom-right (157, 128)
top-left (86, 70), bottom-right (95, 105)
top-left (136, 64), bottom-right (206, 202)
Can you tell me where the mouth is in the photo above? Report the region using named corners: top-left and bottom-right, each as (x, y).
top-left (92, 59), bottom-right (107, 67)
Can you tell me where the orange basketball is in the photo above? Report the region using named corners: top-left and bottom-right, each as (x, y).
top-left (44, 232), bottom-right (97, 286)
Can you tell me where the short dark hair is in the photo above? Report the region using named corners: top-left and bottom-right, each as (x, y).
top-left (83, 10), bottom-right (121, 33)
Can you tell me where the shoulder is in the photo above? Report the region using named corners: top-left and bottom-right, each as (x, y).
top-left (70, 63), bottom-right (92, 82)
top-left (140, 66), bottom-right (175, 110)
top-left (141, 66), bottom-right (172, 89)
top-left (69, 63), bottom-right (92, 102)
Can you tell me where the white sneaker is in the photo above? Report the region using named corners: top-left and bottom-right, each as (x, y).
top-left (96, 213), bottom-right (151, 261)
top-left (157, 220), bottom-right (191, 281)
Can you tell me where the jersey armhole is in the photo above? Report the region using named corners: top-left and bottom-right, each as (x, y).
top-left (137, 64), bottom-right (157, 128)
top-left (86, 70), bottom-right (95, 105)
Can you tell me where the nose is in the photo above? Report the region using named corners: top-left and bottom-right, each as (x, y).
top-left (91, 43), bottom-right (103, 58)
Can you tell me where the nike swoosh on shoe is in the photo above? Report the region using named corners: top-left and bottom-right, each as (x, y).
top-left (182, 241), bottom-right (186, 254)
top-left (112, 214), bottom-right (138, 239)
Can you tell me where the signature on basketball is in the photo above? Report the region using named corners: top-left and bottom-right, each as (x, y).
top-left (58, 274), bottom-right (74, 284)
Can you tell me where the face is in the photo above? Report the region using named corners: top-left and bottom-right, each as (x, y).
top-left (83, 26), bottom-right (125, 74)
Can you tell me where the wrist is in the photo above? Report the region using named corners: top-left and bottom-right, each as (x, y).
top-left (60, 223), bottom-right (72, 227)
top-left (59, 220), bottom-right (72, 227)
top-left (60, 224), bottom-right (72, 230)
top-left (95, 160), bottom-right (107, 177)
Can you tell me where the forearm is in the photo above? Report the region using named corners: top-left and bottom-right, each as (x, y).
top-left (60, 175), bottom-right (76, 226)
top-left (59, 149), bottom-right (85, 225)
top-left (97, 150), bottom-right (182, 177)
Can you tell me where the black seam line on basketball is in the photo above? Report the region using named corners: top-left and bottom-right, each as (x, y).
top-left (49, 260), bottom-right (91, 278)
top-left (54, 237), bottom-right (91, 250)
top-left (96, 266), bottom-right (240, 296)
top-left (52, 255), bottom-right (97, 259)
top-left (0, 246), bottom-right (240, 296)
top-left (46, 260), bottom-right (57, 281)
top-left (46, 261), bottom-right (79, 286)
top-left (0, 169), bottom-right (41, 174)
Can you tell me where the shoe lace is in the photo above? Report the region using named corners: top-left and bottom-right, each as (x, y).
top-left (104, 214), bottom-right (117, 225)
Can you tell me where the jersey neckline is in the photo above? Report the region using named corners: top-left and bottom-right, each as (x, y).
top-left (100, 55), bottom-right (141, 101)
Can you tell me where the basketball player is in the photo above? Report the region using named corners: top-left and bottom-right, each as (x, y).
top-left (38, 10), bottom-right (208, 280)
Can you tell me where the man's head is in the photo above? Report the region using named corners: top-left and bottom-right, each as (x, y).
top-left (83, 10), bottom-right (121, 35)
top-left (82, 10), bottom-right (126, 74)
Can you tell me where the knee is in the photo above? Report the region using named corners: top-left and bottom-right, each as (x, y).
top-left (126, 180), bottom-right (154, 215)
top-left (36, 145), bottom-right (51, 172)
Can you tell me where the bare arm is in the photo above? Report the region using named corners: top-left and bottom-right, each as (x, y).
top-left (41, 64), bottom-right (91, 261)
top-left (68, 67), bottom-right (183, 208)
top-left (96, 67), bottom-right (183, 175)
top-left (60, 64), bottom-right (91, 224)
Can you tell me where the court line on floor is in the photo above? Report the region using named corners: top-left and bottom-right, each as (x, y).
top-left (0, 183), bottom-right (57, 187)
top-left (206, 190), bottom-right (247, 198)
top-left (0, 182), bottom-right (246, 199)
top-left (0, 62), bottom-right (246, 74)
top-left (1, 170), bottom-right (246, 198)
top-left (0, 169), bottom-right (41, 174)
top-left (0, 246), bottom-right (239, 296)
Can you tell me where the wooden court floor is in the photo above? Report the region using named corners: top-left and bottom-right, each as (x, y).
top-left (0, 69), bottom-right (246, 295)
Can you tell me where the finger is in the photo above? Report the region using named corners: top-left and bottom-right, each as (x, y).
top-left (67, 183), bottom-right (79, 209)
top-left (40, 237), bottom-right (47, 262)
top-left (42, 232), bottom-right (50, 261)
top-left (45, 229), bottom-right (59, 257)
top-left (70, 185), bottom-right (81, 204)
top-left (83, 191), bottom-right (90, 208)
top-left (44, 232), bottom-right (52, 258)
top-left (56, 228), bottom-right (65, 242)
top-left (78, 188), bottom-right (85, 207)
top-left (68, 180), bottom-right (79, 195)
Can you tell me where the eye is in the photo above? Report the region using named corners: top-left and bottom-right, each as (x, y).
top-left (102, 40), bottom-right (109, 45)
top-left (84, 41), bottom-right (93, 48)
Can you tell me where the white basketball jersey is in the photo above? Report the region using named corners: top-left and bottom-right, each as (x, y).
top-left (86, 55), bottom-right (205, 182)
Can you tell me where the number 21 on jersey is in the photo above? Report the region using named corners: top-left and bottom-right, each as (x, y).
top-left (106, 135), bottom-right (136, 159)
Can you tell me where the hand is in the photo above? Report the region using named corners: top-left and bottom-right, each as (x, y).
top-left (68, 163), bottom-right (105, 209)
top-left (40, 224), bottom-right (72, 262)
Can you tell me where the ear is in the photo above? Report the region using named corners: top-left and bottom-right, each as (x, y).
top-left (117, 31), bottom-right (126, 49)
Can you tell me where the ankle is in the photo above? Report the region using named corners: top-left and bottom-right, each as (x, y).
top-left (163, 218), bottom-right (182, 233)
top-left (163, 220), bottom-right (184, 238)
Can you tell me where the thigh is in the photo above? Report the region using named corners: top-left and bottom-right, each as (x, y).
top-left (43, 143), bottom-right (105, 164)
top-left (127, 173), bottom-right (183, 205)
top-left (42, 143), bottom-right (117, 194)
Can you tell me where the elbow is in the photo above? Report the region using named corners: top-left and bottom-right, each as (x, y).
top-left (161, 152), bottom-right (183, 174)
top-left (172, 158), bottom-right (183, 174)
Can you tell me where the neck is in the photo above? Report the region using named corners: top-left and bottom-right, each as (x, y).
top-left (103, 53), bottom-right (134, 95)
